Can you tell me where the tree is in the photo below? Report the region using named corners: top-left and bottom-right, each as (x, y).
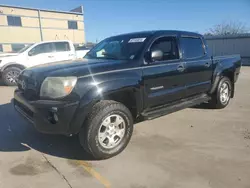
top-left (207, 21), bottom-right (249, 36)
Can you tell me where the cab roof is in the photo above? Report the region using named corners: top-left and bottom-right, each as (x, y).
top-left (113, 30), bottom-right (203, 38)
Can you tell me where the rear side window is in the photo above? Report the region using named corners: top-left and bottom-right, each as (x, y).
top-left (29, 43), bottom-right (54, 56)
top-left (54, 42), bottom-right (70, 52)
top-left (0, 44), bottom-right (3, 52)
top-left (150, 36), bottom-right (179, 61)
top-left (180, 37), bottom-right (205, 58)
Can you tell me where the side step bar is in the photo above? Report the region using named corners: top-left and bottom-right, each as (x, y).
top-left (142, 94), bottom-right (211, 120)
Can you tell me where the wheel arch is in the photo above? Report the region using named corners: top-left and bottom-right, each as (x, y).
top-left (80, 79), bottom-right (143, 119)
top-left (210, 69), bottom-right (235, 98)
top-left (69, 78), bottom-right (143, 134)
top-left (1, 63), bottom-right (26, 72)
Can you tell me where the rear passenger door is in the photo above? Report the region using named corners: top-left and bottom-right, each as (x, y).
top-left (53, 42), bottom-right (75, 62)
top-left (143, 36), bottom-right (186, 109)
top-left (180, 36), bottom-right (213, 97)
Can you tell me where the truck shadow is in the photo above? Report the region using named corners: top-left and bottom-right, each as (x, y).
top-left (0, 99), bottom-right (212, 161)
top-left (190, 103), bottom-right (214, 110)
top-left (0, 101), bottom-right (94, 161)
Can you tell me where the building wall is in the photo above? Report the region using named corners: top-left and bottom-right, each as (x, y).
top-left (0, 5), bottom-right (85, 52)
top-left (0, 27), bottom-right (41, 43)
top-left (206, 35), bottom-right (250, 66)
top-left (0, 6), bottom-right (38, 17)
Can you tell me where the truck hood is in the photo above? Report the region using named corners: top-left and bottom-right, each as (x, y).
top-left (22, 58), bottom-right (128, 78)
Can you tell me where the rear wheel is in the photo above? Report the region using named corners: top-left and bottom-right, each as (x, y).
top-left (209, 77), bottom-right (232, 109)
top-left (2, 67), bottom-right (22, 86)
top-left (79, 100), bottom-right (133, 159)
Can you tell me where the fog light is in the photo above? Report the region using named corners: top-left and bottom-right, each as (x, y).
top-left (48, 107), bottom-right (58, 124)
top-left (53, 113), bottom-right (58, 122)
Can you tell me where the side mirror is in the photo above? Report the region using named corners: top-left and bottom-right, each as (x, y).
top-left (28, 50), bottom-right (35, 56)
top-left (151, 50), bottom-right (163, 61)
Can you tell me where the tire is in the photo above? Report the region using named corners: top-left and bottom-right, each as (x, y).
top-left (209, 77), bottom-right (232, 109)
top-left (79, 100), bottom-right (134, 159)
top-left (2, 67), bottom-right (22, 86)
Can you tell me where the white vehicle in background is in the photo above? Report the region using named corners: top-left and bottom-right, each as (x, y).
top-left (75, 45), bottom-right (91, 58)
top-left (0, 52), bottom-right (18, 57)
top-left (0, 40), bottom-right (80, 86)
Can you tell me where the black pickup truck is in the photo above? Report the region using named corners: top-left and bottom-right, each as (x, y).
top-left (14, 30), bottom-right (241, 159)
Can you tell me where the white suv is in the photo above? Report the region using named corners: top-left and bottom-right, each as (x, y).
top-left (0, 40), bottom-right (77, 86)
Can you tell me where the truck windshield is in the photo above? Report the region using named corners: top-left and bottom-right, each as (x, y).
top-left (85, 34), bottom-right (150, 60)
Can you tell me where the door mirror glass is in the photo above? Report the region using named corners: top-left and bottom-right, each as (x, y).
top-left (28, 49), bottom-right (35, 56)
top-left (151, 50), bottom-right (163, 61)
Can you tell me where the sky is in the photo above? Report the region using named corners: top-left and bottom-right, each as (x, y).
top-left (1, 0), bottom-right (250, 42)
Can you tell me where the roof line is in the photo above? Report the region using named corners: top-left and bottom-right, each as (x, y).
top-left (0, 4), bottom-right (83, 15)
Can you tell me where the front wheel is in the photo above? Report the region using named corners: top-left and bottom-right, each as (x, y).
top-left (79, 100), bottom-right (133, 159)
top-left (209, 77), bottom-right (232, 109)
top-left (2, 67), bottom-right (22, 86)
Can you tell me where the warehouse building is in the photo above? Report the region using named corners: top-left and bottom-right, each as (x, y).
top-left (206, 34), bottom-right (250, 66)
top-left (0, 4), bottom-right (85, 52)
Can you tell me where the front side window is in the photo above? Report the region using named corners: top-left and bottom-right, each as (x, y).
top-left (68, 21), bottom-right (78, 30)
top-left (150, 37), bottom-right (179, 61)
top-left (7, 16), bottom-right (22, 26)
top-left (29, 43), bottom-right (54, 56)
top-left (180, 37), bottom-right (205, 58)
top-left (11, 44), bottom-right (25, 52)
top-left (85, 34), bottom-right (151, 60)
top-left (54, 42), bottom-right (70, 52)
top-left (0, 44), bottom-right (3, 52)
top-left (18, 44), bottom-right (33, 53)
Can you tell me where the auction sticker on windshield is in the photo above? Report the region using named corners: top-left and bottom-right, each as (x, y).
top-left (128, 38), bottom-right (146, 43)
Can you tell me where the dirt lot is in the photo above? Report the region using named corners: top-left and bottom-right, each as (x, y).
top-left (0, 67), bottom-right (250, 188)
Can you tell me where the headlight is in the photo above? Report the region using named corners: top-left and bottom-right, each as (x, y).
top-left (40, 77), bottom-right (77, 99)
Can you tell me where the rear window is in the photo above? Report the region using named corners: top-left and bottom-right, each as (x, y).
top-left (54, 42), bottom-right (70, 52)
top-left (180, 37), bottom-right (205, 58)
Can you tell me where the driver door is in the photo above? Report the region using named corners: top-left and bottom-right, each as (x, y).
top-left (26, 43), bottom-right (56, 67)
top-left (143, 36), bottom-right (186, 109)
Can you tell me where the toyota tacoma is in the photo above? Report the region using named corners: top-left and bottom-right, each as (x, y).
top-left (14, 30), bottom-right (241, 159)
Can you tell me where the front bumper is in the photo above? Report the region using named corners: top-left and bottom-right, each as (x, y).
top-left (14, 89), bottom-right (79, 135)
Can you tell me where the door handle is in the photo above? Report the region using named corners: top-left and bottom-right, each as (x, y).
top-left (177, 64), bottom-right (185, 72)
top-left (48, 55), bottom-right (54, 58)
top-left (204, 62), bottom-right (211, 67)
